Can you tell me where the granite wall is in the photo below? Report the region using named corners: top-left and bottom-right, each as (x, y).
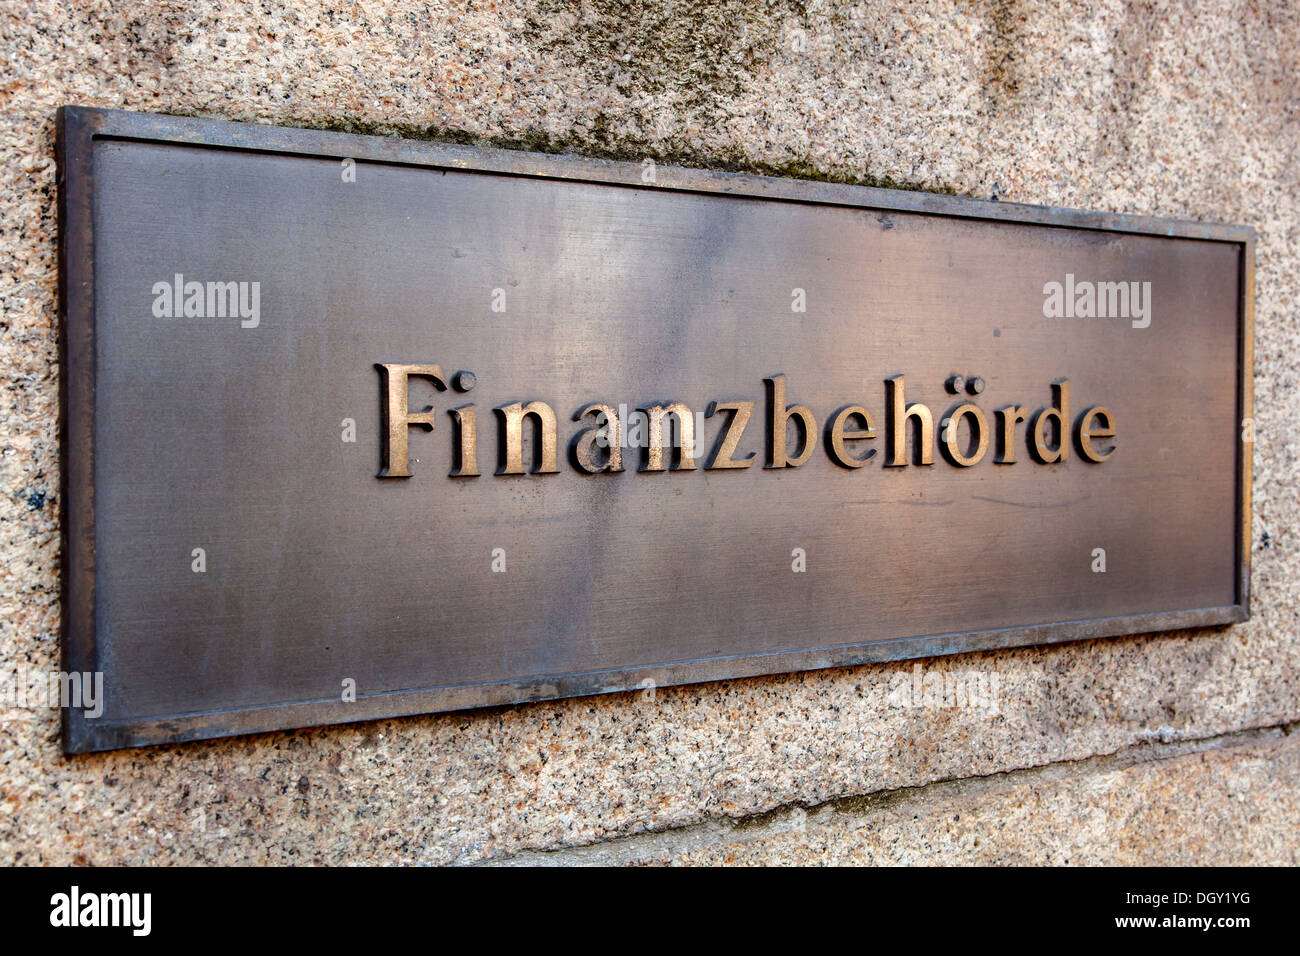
top-left (1, 0), bottom-right (1296, 864)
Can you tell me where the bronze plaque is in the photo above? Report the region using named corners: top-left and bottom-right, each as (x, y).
top-left (57, 107), bottom-right (1253, 752)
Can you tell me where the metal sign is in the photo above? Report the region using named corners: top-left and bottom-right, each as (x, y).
top-left (57, 107), bottom-right (1254, 752)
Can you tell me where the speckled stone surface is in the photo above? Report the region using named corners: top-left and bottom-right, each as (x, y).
top-left (1, 1), bottom-right (1297, 865)
top-left (505, 728), bottom-right (1300, 865)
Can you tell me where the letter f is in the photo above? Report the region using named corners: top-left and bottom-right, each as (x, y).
top-left (376, 363), bottom-right (447, 478)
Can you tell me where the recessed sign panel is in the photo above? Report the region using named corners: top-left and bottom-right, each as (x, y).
top-left (57, 108), bottom-right (1253, 752)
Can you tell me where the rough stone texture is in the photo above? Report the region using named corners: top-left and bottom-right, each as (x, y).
top-left (499, 727), bottom-right (1300, 865)
top-left (1, 1), bottom-right (1297, 865)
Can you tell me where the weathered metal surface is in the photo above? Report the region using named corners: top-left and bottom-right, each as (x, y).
top-left (57, 107), bottom-right (1253, 753)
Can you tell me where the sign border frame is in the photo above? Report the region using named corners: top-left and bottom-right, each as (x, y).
top-left (56, 106), bottom-right (1255, 753)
